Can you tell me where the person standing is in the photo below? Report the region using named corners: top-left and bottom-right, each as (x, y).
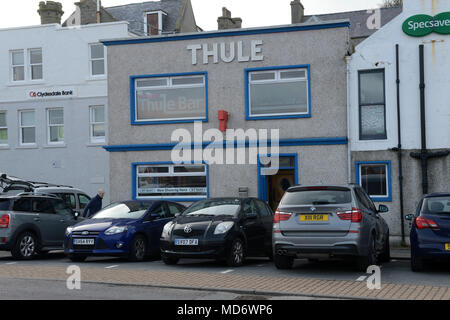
top-left (83, 189), bottom-right (104, 218)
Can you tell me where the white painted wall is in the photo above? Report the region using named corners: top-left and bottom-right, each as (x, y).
top-left (0, 22), bottom-right (130, 204)
top-left (349, 0), bottom-right (450, 152)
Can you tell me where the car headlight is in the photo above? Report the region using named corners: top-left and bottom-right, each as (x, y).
top-left (214, 222), bottom-right (234, 235)
top-left (162, 221), bottom-right (174, 238)
top-left (104, 226), bottom-right (129, 235)
top-left (65, 226), bottom-right (74, 236)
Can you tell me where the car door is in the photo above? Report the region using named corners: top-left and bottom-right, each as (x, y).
top-left (357, 188), bottom-right (385, 251)
top-left (11, 198), bottom-right (39, 235)
top-left (241, 199), bottom-right (265, 255)
top-left (32, 198), bottom-right (61, 246)
top-left (77, 193), bottom-right (91, 216)
top-left (143, 202), bottom-right (171, 253)
top-left (51, 199), bottom-right (78, 243)
top-left (254, 200), bottom-right (274, 255)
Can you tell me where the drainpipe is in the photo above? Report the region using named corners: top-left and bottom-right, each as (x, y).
top-left (410, 45), bottom-right (450, 194)
top-left (345, 55), bottom-right (352, 184)
top-left (390, 44), bottom-right (406, 246)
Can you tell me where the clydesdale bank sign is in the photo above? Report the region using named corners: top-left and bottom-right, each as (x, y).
top-left (402, 12), bottom-right (450, 37)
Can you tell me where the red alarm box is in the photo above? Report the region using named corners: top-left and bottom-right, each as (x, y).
top-left (218, 110), bottom-right (229, 132)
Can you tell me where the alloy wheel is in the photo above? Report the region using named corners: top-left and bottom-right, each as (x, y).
top-left (134, 238), bottom-right (145, 260)
top-left (232, 240), bottom-right (244, 265)
top-left (20, 235), bottom-right (35, 258)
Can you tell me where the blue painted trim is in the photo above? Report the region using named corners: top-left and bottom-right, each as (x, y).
top-left (257, 153), bottom-right (299, 202)
top-left (244, 65), bottom-right (312, 120)
top-left (131, 161), bottom-right (209, 202)
top-left (103, 137), bottom-right (348, 152)
top-left (355, 161), bottom-right (392, 202)
top-left (130, 72), bottom-right (208, 125)
top-left (102, 22), bottom-right (351, 46)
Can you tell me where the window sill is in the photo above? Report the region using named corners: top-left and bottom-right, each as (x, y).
top-left (246, 113), bottom-right (311, 120)
top-left (87, 142), bottom-right (106, 147)
top-left (7, 80), bottom-right (46, 87)
top-left (0, 145), bottom-right (10, 150)
top-left (16, 144), bottom-right (38, 149)
top-left (370, 196), bottom-right (392, 203)
top-left (43, 144), bottom-right (67, 149)
top-left (86, 76), bottom-right (107, 82)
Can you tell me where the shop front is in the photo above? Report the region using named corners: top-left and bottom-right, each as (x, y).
top-left (103, 20), bottom-right (351, 210)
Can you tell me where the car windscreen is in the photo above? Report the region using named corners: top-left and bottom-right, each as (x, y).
top-left (92, 202), bottom-right (152, 220)
top-left (183, 199), bottom-right (241, 217)
top-left (0, 199), bottom-right (11, 210)
top-left (422, 197), bottom-right (450, 215)
top-left (280, 188), bottom-right (352, 206)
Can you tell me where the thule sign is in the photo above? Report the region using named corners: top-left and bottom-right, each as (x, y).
top-left (402, 12), bottom-right (450, 37)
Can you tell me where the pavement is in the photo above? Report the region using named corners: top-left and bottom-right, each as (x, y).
top-left (391, 247), bottom-right (411, 260)
top-left (0, 261), bottom-right (448, 300)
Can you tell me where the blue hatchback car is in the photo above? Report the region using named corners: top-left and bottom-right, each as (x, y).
top-left (406, 193), bottom-right (450, 272)
top-left (64, 200), bottom-right (185, 262)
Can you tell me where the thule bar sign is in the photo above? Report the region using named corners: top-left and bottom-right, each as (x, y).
top-left (403, 12), bottom-right (450, 37)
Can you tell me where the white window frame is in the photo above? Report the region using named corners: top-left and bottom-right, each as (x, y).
top-left (10, 49), bottom-right (25, 82)
top-left (0, 111), bottom-right (7, 146)
top-left (248, 68), bottom-right (309, 117)
top-left (47, 108), bottom-right (64, 145)
top-left (144, 10), bottom-right (167, 35)
top-left (19, 110), bottom-right (36, 146)
top-left (136, 164), bottom-right (207, 200)
top-left (134, 74), bottom-right (206, 123)
top-left (89, 43), bottom-right (106, 77)
top-left (28, 48), bottom-right (43, 81)
top-left (358, 163), bottom-right (390, 200)
top-left (89, 105), bottom-right (106, 144)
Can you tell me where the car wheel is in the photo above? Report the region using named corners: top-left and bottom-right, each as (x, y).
top-left (226, 238), bottom-right (245, 267)
top-left (274, 253), bottom-right (294, 269)
top-left (11, 232), bottom-right (37, 260)
top-left (378, 232), bottom-right (391, 263)
top-left (411, 252), bottom-right (424, 272)
top-left (162, 253), bottom-right (179, 265)
top-left (129, 235), bottom-right (147, 262)
top-left (356, 234), bottom-right (377, 272)
top-left (69, 254), bottom-right (87, 262)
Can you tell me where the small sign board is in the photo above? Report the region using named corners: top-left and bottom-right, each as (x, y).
top-left (402, 12), bottom-right (450, 37)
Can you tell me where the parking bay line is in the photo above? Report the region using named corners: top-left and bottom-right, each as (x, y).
top-left (220, 269), bottom-right (234, 274)
top-left (5, 262), bottom-right (17, 265)
top-left (105, 265), bottom-right (119, 269)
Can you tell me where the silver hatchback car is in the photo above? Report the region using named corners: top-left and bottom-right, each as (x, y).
top-left (273, 185), bottom-right (390, 271)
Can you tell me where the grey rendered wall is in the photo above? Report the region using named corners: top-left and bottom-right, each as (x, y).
top-left (107, 27), bottom-right (350, 146)
top-left (351, 150), bottom-right (450, 245)
top-left (0, 97), bottom-right (110, 204)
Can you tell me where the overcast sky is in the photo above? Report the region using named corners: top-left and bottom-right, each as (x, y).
top-left (0, 0), bottom-right (384, 30)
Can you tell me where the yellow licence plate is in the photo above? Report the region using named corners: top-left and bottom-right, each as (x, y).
top-left (445, 244), bottom-right (450, 251)
top-left (300, 214), bottom-right (328, 222)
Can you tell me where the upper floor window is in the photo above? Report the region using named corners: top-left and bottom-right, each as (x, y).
top-left (19, 110), bottom-right (36, 145)
top-left (89, 105), bottom-right (105, 143)
top-left (246, 66), bottom-right (310, 120)
top-left (10, 49), bottom-right (43, 82)
top-left (132, 73), bottom-right (207, 124)
top-left (89, 44), bottom-right (105, 76)
top-left (47, 108), bottom-right (64, 144)
top-left (144, 11), bottom-right (167, 35)
top-left (358, 69), bottom-right (386, 140)
top-left (0, 112), bottom-right (7, 145)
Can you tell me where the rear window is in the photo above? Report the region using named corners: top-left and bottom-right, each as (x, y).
top-left (0, 199), bottom-right (11, 210)
top-left (280, 188), bottom-right (352, 206)
top-left (422, 197), bottom-right (450, 215)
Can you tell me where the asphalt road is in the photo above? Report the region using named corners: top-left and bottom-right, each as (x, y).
top-left (0, 250), bottom-right (449, 291)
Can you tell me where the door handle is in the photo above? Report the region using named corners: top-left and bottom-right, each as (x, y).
top-left (33, 217), bottom-right (40, 222)
top-left (60, 219), bottom-right (65, 223)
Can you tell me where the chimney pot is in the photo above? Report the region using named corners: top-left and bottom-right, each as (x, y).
top-left (217, 7), bottom-right (242, 30)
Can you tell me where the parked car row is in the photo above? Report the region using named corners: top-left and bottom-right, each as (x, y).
top-left (1, 179), bottom-right (448, 273)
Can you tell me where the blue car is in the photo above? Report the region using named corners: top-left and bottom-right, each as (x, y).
top-left (64, 200), bottom-right (185, 262)
top-left (406, 193), bottom-right (450, 272)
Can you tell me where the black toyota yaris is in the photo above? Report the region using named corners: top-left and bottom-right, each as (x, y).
top-left (160, 198), bottom-right (274, 267)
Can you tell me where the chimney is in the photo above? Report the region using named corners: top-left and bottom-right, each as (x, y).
top-left (76, 0), bottom-right (99, 25)
top-left (38, 1), bottom-right (64, 25)
top-left (290, 0), bottom-right (304, 24)
top-left (218, 7), bottom-right (242, 30)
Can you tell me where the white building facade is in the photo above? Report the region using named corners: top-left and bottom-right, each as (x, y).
top-left (0, 22), bottom-right (131, 204)
top-left (348, 0), bottom-right (450, 245)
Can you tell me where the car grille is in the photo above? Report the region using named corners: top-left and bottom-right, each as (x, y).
top-left (72, 231), bottom-right (101, 236)
top-left (96, 238), bottom-right (110, 250)
top-left (173, 228), bottom-right (206, 238)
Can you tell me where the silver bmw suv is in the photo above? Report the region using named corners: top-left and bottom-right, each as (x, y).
top-left (273, 185), bottom-right (390, 271)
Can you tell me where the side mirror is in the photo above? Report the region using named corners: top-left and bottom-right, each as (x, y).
top-left (405, 214), bottom-right (414, 221)
top-left (149, 213), bottom-right (161, 221)
top-left (174, 212), bottom-right (181, 217)
top-left (378, 205), bottom-right (389, 213)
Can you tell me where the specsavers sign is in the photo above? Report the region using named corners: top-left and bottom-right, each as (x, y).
top-left (403, 12), bottom-right (450, 37)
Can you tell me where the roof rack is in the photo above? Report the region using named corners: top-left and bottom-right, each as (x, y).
top-left (16, 192), bottom-right (62, 199)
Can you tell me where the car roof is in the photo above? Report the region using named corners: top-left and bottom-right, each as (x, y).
top-left (286, 184), bottom-right (354, 192)
top-left (34, 186), bottom-right (86, 193)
